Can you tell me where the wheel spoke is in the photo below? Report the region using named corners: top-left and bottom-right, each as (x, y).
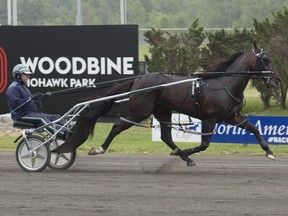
top-left (31, 158), bottom-right (36, 168)
top-left (54, 155), bottom-right (60, 165)
top-left (21, 153), bottom-right (31, 159)
top-left (48, 151), bottom-right (75, 170)
top-left (61, 154), bottom-right (69, 162)
top-left (16, 136), bottom-right (50, 172)
top-left (37, 154), bottom-right (45, 160)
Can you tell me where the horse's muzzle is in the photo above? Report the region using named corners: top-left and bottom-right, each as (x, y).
top-left (267, 77), bottom-right (281, 88)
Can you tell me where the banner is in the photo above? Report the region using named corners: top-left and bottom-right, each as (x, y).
top-left (212, 116), bottom-right (288, 145)
top-left (152, 114), bottom-right (202, 143)
top-left (0, 25), bottom-right (138, 115)
top-left (152, 114), bottom-right (288, 145)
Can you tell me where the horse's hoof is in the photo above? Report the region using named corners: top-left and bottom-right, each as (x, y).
top-left (88, 147), bottom-right (105, 155)
top-left (170, 148), bottom-right (179, 156)
top-left (266, 154), bottom-right (275, 161)
top-left (187, 161), bottom-right (196, 166)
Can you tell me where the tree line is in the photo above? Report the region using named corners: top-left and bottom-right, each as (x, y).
top-left (144, 7), bottom-right (288, 110)
top-left (0, 0), bottom-right (287, 28)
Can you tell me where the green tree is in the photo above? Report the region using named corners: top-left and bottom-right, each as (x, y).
top-left (253, 7), bottom-right (288, 109)
top-left (1, 0), bottom-right (288, 28)
top-left (200, 28), bottom-right (254, 68)
top-left (0, 1), bottom-right (7, 24)
top-left (128, 0), bottom-right (147, 25)
top-left (144, 19), bottom-right (205, 73)
top-left (147, 12), bottom-right (170, 28)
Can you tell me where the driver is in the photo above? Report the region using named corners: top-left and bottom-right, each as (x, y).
top-left (6, 64), bottom-right (65, 138)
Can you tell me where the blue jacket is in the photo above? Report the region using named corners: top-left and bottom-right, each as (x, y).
top-left (6, 80), bottom-right (37, 120)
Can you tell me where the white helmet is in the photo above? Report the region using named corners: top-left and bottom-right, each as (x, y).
top-left (12, 64), bottom-right (33, 78)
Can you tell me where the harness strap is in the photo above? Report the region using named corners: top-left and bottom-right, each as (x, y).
top-left (181, 128), bottom-right (215, 136)
top-left (120, 116), bottom-right (214, 136)
top-left (120, 117), bottom-right (152, 128)
top-left (224, 87), bottom-right (243, 104)
top-left (234, 117), bottom-right (248, 127)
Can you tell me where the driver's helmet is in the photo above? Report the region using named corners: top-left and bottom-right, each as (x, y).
top-left (12, 64), bottom-right (33, 78)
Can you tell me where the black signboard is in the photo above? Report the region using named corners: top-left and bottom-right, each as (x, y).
top-left (0, 25), bottom-right (138, 115)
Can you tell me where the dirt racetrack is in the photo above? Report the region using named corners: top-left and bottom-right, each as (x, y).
top-left (1, 152), bottom-right (288, 216)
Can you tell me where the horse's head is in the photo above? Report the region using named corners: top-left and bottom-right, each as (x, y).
top-left (251, 42), bottom-right (281, 87)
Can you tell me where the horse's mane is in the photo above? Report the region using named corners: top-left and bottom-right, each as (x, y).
top-left (204, 52), bottom-right (244, 72)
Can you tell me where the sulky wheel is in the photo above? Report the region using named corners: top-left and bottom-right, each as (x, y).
top-left (48, 139), bottom-right (76, 170)
top-left (16, 135), bottom-right (51, 172)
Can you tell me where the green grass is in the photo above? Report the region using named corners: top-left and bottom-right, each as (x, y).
top-left (82, 122), bottom-right (288, 156)
top-left (243, 84), bottom-right (288, 116)
top-left (0, 133), bottom-right (17, 152)
top-left (2, 118), bottom-right (288, 156)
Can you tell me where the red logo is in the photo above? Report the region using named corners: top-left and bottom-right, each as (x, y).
top-left (0, 47), bottom-right (8, 94)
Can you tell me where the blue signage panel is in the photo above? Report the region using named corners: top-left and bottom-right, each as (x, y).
top-left (210, 116), bottom-right (288, 145)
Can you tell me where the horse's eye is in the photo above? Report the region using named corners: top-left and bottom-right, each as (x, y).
top-left (262, 55), bottom-right (269, 63)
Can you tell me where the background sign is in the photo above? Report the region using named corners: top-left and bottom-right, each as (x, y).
top-left (152, 114), bottom-right (288, 145)
top-left (152, 114), bottom-right (202, 143)
top-left (0, 25), bottom-right (138, 115)
top-left (212, 116), bottom-right (288, 145)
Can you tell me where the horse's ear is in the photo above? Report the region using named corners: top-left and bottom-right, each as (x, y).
top-left (253, 41), bottom-right (258, 49)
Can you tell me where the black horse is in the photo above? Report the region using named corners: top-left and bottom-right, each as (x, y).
top-left (54, 43), bottom-right (281, 166)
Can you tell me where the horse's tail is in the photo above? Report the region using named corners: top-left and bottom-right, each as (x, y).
top-left (53, 80), bottom-right (135, 153)
top-left (84, 80), bottom-right (135, 137)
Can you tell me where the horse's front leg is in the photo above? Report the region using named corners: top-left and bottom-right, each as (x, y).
top-left (153, 108), bottom-right (195, 166)
top-left (181, 119), bottom-right (216, 156)
top-left (226, 114), bottom-right (275, 160)
top-left (159, 122), bottom-right (196, 166)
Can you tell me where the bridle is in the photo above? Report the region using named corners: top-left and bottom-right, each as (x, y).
top-left (252, 47), bottom-right (278, 87)
top-left (252, 47), bottom-right (269, 71)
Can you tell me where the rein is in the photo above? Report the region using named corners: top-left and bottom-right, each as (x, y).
top-left (43, 71), bottom-right (272, 98)
top-left (119, 116), bottom-right (215, 136)
top-left (193, 71), bottom-right (273, 78)
top-left (44, 75), bottom-right (142, 97)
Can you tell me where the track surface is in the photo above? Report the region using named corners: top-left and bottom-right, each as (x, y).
top-left (1, 152), bottom-right (288, 216)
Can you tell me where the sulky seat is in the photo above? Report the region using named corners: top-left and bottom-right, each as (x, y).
top-left (13, 121), bottom-right (37, 129)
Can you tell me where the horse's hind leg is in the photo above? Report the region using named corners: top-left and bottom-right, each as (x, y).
top-left (89, 93), bottom-right (158, 155)
top-left (181, 119), bottom-right (216, 156)
top-left (226, 114), bottom-right (275, 160)
top-left (153, 108), bottom-right (195, 166)
top-left (88, 113), bottom-right (148, 155)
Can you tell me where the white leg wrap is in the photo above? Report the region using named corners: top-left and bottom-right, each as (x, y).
top-left (88, 147), bottom-right (105, 155)
top-left (266, 154), bottom-right (275, 161)
top-left (95, 147), bottom-right (105, 154)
